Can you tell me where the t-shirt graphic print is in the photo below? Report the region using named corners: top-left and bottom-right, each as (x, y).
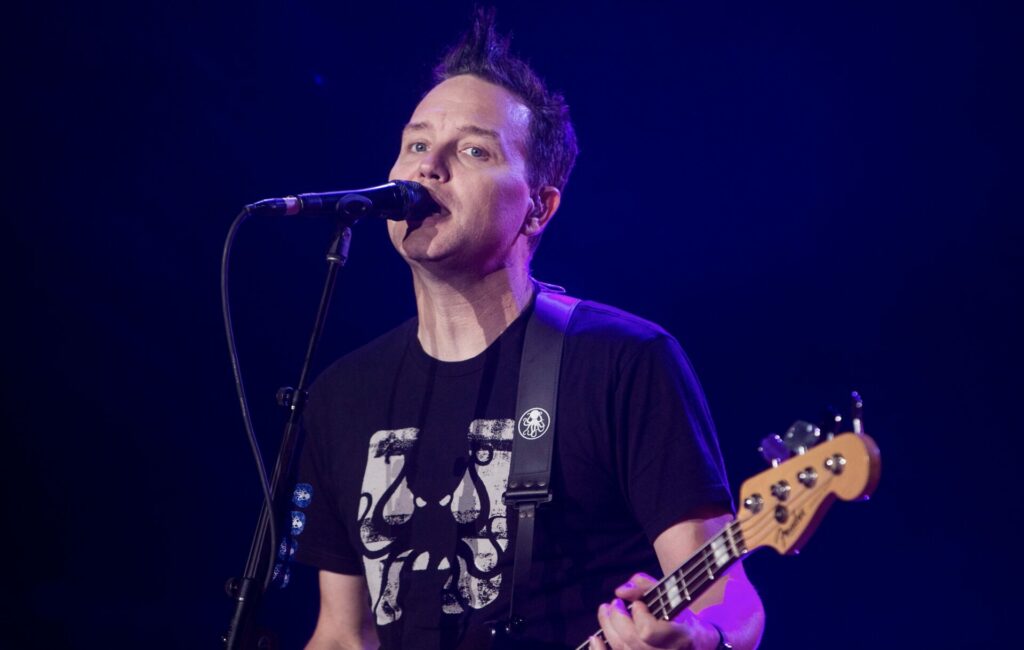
top-left (357, 419), bottom-right (514, 626)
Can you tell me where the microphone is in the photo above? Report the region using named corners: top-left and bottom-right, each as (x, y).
top-left (246, 180), bottom-right (440, 221)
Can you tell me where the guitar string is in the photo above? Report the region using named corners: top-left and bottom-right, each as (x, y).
top-left (579, 469), bottom-right (836, 648)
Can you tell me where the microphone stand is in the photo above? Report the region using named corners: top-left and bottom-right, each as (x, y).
top-left (222, 221), bottom-right (353, 649)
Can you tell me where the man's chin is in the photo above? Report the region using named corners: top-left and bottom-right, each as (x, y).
top-left (394, 233), bottom-right (452, 266)
top-left (404, 250), bottom-right (476, 280)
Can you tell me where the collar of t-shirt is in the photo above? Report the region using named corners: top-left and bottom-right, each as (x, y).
top-left (405, 298), bottom-right (535, 377)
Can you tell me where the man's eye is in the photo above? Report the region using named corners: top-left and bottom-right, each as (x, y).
top-left (462, 146), bottom-right (488, 159)
top-left (409, 142), bottom-right (428, 153)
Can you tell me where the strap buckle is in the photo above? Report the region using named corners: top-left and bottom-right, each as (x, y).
top-left (502, 480), bottom-right (553, 508)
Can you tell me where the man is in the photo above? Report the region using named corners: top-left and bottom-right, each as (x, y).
top-left (292, 10), bottom-right (764, 649)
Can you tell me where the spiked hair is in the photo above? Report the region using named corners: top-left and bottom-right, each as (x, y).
top-left (432, 7), bottom-right (578, 194)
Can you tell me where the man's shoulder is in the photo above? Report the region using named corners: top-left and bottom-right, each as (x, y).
top-left (567, 298), bottom-right (671, 345)
top-left (557, 297), bottom-right (688, 371)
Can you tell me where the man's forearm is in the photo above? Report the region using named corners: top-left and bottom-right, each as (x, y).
top-left (693, 565), bottom-right (765, 650)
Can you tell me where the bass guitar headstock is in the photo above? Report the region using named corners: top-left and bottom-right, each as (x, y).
top-left (737, 392), bottom-right (881, 556)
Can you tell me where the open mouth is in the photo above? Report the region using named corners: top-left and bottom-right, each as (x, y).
top-left (405, 210), bottom-right (448, 237)
top-left (408, 191), bottom-right (451, 224)
top-left (404, 195), bottom-right (449, 237)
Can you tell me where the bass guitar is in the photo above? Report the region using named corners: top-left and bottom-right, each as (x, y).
top-left (573, 397), bottom-right (881, 649)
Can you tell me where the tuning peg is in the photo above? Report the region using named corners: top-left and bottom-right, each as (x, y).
top-left (759, 433), bottom-right (792, 467)
top-left (782, 420), bottom-right (821, 455)
top-left (851, 391), bottom-right (864, 434)
top-left (818, 405), bottom-right (841, 440)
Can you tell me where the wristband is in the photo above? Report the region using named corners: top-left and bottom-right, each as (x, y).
top-left (712, 623), bottom-right (734, 650)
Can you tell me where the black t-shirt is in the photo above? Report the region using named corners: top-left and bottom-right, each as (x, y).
top-left (291, 299), bottom-right (732, 649)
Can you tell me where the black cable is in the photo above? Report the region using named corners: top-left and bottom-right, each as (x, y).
top-left (221, 207), bottom-right (278, 591)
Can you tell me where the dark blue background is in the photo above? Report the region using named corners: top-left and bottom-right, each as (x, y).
top-left (8, 1), bottom-right (1022, 647)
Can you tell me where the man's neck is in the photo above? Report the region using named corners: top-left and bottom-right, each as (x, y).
top-left (411, 264), bottom-right (534, 362)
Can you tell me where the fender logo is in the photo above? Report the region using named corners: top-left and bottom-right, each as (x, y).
top-left (777, 507), bottom-right (806, 546)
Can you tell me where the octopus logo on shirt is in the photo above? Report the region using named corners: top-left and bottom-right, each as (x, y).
top-left (356, 419), bottom-right (514, 625)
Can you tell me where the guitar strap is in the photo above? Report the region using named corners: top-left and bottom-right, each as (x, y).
top-left (502, 284), bottom-right (580, 636)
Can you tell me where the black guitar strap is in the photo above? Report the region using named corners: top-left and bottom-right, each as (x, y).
top-left (502, 285), bottom-right (580, 636)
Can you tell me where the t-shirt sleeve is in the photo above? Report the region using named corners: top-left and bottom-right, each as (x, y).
top-left (289, 377), bottom-right (364, 575)
top-left (615, 333), bottom-right (734, 543)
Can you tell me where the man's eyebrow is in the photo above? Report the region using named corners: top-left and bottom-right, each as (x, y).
top-left (403, 121), bottom-right (431, 133)
top-left (456, 125), bottom-right (500, 140)
top-left (401, 122), bottom-right (501, 141)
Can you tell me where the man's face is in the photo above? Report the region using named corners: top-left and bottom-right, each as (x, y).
top-left (388, 75), bottom-right (534, 276)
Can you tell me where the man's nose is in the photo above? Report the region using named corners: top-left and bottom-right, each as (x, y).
top-left (417, 152), bottom-right (449, 183)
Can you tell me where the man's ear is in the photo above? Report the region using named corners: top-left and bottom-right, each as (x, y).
top-left (522, 186), bottom-right (561, 237)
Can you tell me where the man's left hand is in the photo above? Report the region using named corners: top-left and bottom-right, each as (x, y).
top-left (589, 573), bottom-right (720, 650)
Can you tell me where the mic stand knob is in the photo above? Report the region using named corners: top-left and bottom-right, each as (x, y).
top-left (275, 386), bottom-right (307, 409)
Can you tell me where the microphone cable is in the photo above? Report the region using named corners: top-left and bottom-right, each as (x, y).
top-left (221, 207), bottom-right (278, 592)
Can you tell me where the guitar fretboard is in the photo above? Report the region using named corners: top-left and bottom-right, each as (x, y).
top-left (644, 522), bottom-right (748, 621)
top-left (573, 523), bottom-right (748, 650)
